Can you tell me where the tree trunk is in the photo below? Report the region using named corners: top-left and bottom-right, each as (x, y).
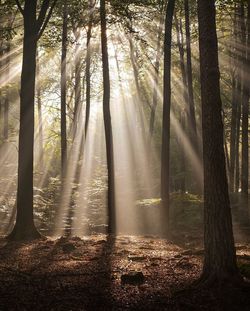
top-left (3, 42), bottom-right (10, 141)
top-left (161, 0), bottom-right (175, 235)
top-left (197, 0), bottom-right (240, 284)
top-left (61, 0), bottom-right (68, 178)
top-left (175, 16), bottom-right (187, 193)
top-left (85, 0), bottom-right (93, 138)
top-left (230, 76), bottom-right (237, 192)
top-left (149, 2), bottom-right (165, 135)
top-left (184, 0), bottom-right (197, 147)
top-left (241, 0), bottom-right (249, 201)
top-left (235, 80), bottom-right (241, 192)
top-left (229, 7), bottom-right (238, 193)
top-left (36, 51), bottom-right (44, 171)
top-left (8, 1), bottom-right (40, 240)
top-left (73, 27), bottom-right (81, 139)
top-left (100, 0), bottom-right (116, 234)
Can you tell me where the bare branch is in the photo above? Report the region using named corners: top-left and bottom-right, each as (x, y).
top-left (15, 0), bottom-right (24, 16)
top-left (36, 0), bottom-right (50, 30)
top-left (37, 0), bottom-right (57, 40)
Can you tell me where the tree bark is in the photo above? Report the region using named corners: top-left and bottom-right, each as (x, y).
top-left (8, 0), bottom-right (40, 240)
top-left (3, 42), bottom-right (10, 141)
top-left (161, 0), bottom-right (175, 235)
top-left (85, 0), bottom-right (93, 138)
top-left (241, 0), bottom-right (249, 201)
top-left (149, 1), bottom-right (165, 135)
top-left (61, 0), bottom-right (68, 178)
top-left (175, 16), bottom-right (187, 193)
top-left (197, 0), bottom-right (240, 284)
top-left (100, 0), bottom-right (116, 234)
top-left (73, 27), bottom-right (81, 138)
top-left (36, 51), bottom-right (44, 171)
top-left (9, 0), bottom-right (56, 241)
top-left (184, 0), bottom-right (197, 147)
top-left (229, 7), bottom-right (238, 193)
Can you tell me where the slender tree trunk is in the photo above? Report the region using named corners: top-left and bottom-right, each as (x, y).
top-left (149, 2), bottom-right (165, 135)
top-left (175, 17), bottom-right (187, 193)
top-left (235, 81), bottom-right (241, 192)
top-left (229, 7), bottom-right (238, 193)
top-left (85, 0), bottom-right (93, 138)
top-left (8, 1), bottom-right (40, 240)
top-left (36, 52), bottom-right (44, 171)
top-left (184, 0), bottom-right (197, 146)
top-left (241, 0), bottom-right (249, 201)
top-left (61, 0), bottom-right (68, 178)
top-left (73, 28), bottom-right (81, 139)
top-left (234, 4), bottom-right (243, 193)
top-left (100, 0), bottom-right (116, 234)
top-left (3, 42), bottom-right (10, 141)
top-left (197, 0), bottom-right (240, 284)
top-left (230, 76), bottom-right (237, 192)
top-left (161, 0), bottom-right (175, 235)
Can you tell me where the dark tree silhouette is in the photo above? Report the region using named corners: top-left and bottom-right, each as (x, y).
top-left (197, 0), bottom-right (241, 284)
top-left (161, 0), bottom-right (175, 235)
top-left (8, 0), bottom-right (57, 241)
top-left (85, 0), bottom-right (94, 138)
top-left (60, 0), bottom-right (68, 178)
top-left (184, 0), bottom-right (197, 146)
top-left (100, 0), bottom-right (116, 234)
top-left (241, 0), bottom-right (249, 203)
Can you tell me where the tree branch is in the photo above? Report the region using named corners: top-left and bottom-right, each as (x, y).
top-left (37, 0), bottom-right (57, 40)
top-left (36, 0), bottom-right (50, 31)
top-left (15, 0), bottom-right (24, 16)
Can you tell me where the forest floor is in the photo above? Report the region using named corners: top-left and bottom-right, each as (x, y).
top-left (0, 230), bottom-right (250, 311)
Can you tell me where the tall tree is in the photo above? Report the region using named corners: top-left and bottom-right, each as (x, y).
top-left (3, 41), bottom-right (10, 141)
top-left (229, 7), bottom-right (238, 193)
top-left (149, 0), bottom-right (165, 136)
top-left (184, 0), bottom-right (197, 146)
top-left (241, 0), bottom-right (249, 202)
top-left (85, 0), bottom-right (94, 138)
top-left (36, 52), bottom-right (44, 171)
top-left (72, 25), bottom-right (81, 138)
top-left (161, 0), bottom-right (175, 235)
top-left (61, 0), bottom-right (68, 178)
top-left (175, 16), bottom-right (187, 192)
top-left (8, 0), bottom-right (57, 241)
top-left (197, 0), bottom-right (240, 283)
top-left (100, 0), bottom-right (116, 234)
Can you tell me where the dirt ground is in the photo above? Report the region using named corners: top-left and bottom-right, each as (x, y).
top-left (0, 234), bottom-right (250, 311)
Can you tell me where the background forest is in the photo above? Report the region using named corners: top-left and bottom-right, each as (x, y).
top-left (0, 0), bottom-right (248, 237)
top-left (0, 0), bottom-right (249, 310)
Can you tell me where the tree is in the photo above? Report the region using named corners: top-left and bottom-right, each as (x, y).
top-left (149, 0), bottom-right (165, 136)
top-left (229, 6), bottom-right (238, 192)
top-left (85, 0), bottom-right (94, 138)
top-left (184, 0), bottom-right (197, 146)
top-left (161, 0), bottom-right (175, 235)
top-left (197, 0), bottom-right (241, 284)
top-left (8, 0), bottom-right (57, 241)
top-left (175, 16), bottom-right (188, 192)
top-left (100, 0), bottom-right (116, 234)
top-left (36, 52), bottom-right (44, 171)
top-left (241, 0), bottom-right (249, 203)
top-left (60, 0), bottom-right (68, 178)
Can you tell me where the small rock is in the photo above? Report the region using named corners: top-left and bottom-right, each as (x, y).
top-left (121, 271), bottom-right (145, 285)
top-left (128, 255), bottom-right (147, 262)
